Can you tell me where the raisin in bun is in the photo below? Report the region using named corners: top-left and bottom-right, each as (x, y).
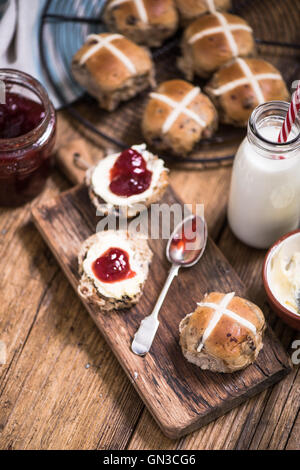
top-left (175, 0), bottom-right (231, 25)
top-left (142, 79), bottom-right (218, 156)
top-left (177, 12), bottom-right (255, 79)
top-left (205, 58), bottom-right (290, 127)
top-left (179, 292), bottom-right (266, 373)
top-left (103, 0), bottom-right (179, 47)
top-left (78, 230), bottom-right (152, 312)
top-left (72, 33), bottom-right (155, 111)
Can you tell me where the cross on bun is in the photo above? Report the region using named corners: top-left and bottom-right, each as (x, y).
top-left (177, 12), bottom-right (255, 79)
top-left (142, 79), bottom-right (218, 156)
top-left (175, 0), bottom-right (231, 25)
top-left (103, 0), bottom-right (179, 47)
top-left (205, 58), bottom-right (290, 127)
top-left (179, 292), bottom-right (266, 373)
top-left (72, 33), bottom-right (155, 111)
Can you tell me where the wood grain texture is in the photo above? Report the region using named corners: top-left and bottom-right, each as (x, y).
top-left (0, 0), bottom-right (299, 448)
top-left (0, 128), bottom-right (233, 450)
top-left (0, 172), bottom-right (144, 450)
top-left (0, 131), bottom-right (298, 450)
top-left (56, 138), bottom-right (105, 186)
top-left (218, 226), bottom-right (300, 450)
top-left (32, 184), bottom-right (291, 438)
top-left (127, 225), bottom-right (300, 450)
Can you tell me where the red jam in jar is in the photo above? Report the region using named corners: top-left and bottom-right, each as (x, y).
top-left (109, 148), bottom-right (152, 197)
top-left (92, 247), bottom-right (136, 283)
top-left (0, 92), bottom-right (45, 139)
top-left (0, 70), bottom-right (56, 206)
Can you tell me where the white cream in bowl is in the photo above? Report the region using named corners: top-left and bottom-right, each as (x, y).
top-left (267, 231), bottom-right (300, 316)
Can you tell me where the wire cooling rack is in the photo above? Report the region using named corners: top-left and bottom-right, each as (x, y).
top-left (39, 0), bottom-right (300, 164)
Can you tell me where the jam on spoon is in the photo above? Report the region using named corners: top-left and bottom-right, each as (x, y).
top-left (92, 247), bottom-right (136, 283)
top-left (131, 214), bottom-right (207, 356)
top-left (170, 216), bottom-right (198, 253)
top-left (0, 92), bottom-right (45, 139)
top-left (109, 148), bottom-right (152, 197)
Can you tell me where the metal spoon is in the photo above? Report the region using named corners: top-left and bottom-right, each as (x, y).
top-left (131, 214), bottom-right (208, 356)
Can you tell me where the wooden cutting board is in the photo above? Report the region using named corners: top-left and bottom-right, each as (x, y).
top-left (31, 184), bottom-right (291, 438)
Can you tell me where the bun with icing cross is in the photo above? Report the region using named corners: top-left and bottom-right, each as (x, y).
top-left (78, 230), bottom-right (152, 312)
top-left (175, 0), bottom-right (231, 25)
top-left (205, 57), bottom-right (290, 127)
top-left (179, 292), bottom-right (266, 373)
top-left (71, 33), bottom-right (155, 111)
top-left (142, 79), bottom-right (218, 156)
top-left (85, 144), bottom-right (169, 218)
top-left (178, 12), bottom-right (255, 79)
top-left (103, 0), bottom-right (179, 47)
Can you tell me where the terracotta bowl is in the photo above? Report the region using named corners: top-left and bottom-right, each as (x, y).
top-left (263, 230), bottom-right (300, 331)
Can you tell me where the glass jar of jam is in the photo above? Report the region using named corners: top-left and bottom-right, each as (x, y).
top-left (0, 69), bottom-right (56, 206)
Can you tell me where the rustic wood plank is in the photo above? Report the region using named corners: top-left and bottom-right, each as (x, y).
top-left (285, 400), bottom-right (300, 450)
top-left (1, 121), bottom-right (294, 449)
top-left (0, 274), bottom-right (143, 449)
top-left (31, 184), bottom-right (291, 439)
top-left (127, 225), bottom-right (299, 450)
top-left (0, 173), bottom-right (67, 387)
top-left (248, 367), bottom-right (300, 450)
top-left (49, 127), bottom-right (234, 448)
top-left (217, 226), bottom-right (300, 450)
top-left (56, 138), bottom-right (105, 186)
top-left (0, 133), bottom-right (233, 449)
top-left (0, 113), bottom-right (148, 449)
top-left (0, 136), bottom-right (297, 450)
top-left (2, 0), bottom-right (300, 445)
top-left (0, 173), bottom-right (146, 450)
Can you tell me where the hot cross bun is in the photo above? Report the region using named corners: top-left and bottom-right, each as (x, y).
top-left (178, 12), bottom-right (255, 79)
top-left (103, 0), bottom-right (179, 47)
top-left (72, 33), bottom-right (155, 111)
top-left (205, 58), bottom-right (290, 127)
top-left (142, 79), bottom-right (218, 156)
top-left (179, 292), bottom-right (266, 373)
top-left (175, 0), bottom-right (231, 25)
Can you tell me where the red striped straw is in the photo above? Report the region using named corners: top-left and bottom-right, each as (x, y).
top-left (278, 81), bottom-right (300, 143)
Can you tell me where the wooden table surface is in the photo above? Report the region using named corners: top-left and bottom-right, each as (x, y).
top-left (0, 110), bottom-right (299, 450)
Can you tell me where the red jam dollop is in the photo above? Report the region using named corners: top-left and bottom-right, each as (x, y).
top-left (0, 92), bottom-right (45, 139)
top-left (92, 247), bottom-right (136, 283)
top-left (109, 148), bottom-right (152, 197)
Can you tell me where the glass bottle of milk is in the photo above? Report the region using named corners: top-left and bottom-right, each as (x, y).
top-left (228, 101), bottom-right (300, 249)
